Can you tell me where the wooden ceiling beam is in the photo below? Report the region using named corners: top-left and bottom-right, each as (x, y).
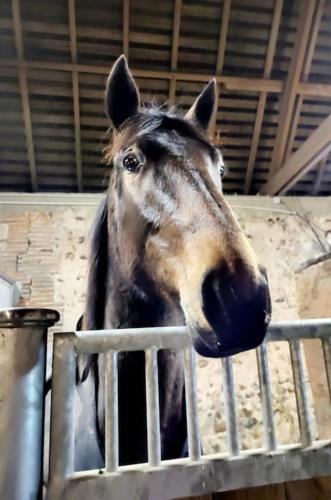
top-left (11, 0), bottom-right (38, 191)
top-left (297, 82), bottom-right (331, 97)
top-left (216, 0), bottom-right (231, 74)
top-left (244, 0), bottom-right (283, 194)
top-left (283, 0), bottom-right (325, 161)
top-left (212, 0), bottom-right (232, 139)
top-left (69, 0), bottom-right (83, 192)
top-left (1, 58), bottom-right (331, 97)
top-left (123, 0), bottom-right (129, 58)
top-left (266, 0), bottom-right (318, 181)
top-left (261, 113), bottom-right (331, 195)
top-left (169, 0), bottom-right (182, 104)
top-left (312, 154), bottom-right (329, 195)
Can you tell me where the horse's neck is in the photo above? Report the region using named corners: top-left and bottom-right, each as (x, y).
top-left (100, 201), bottom-right (185, 330)
top-left (103, 270), bottom-right (185, 330)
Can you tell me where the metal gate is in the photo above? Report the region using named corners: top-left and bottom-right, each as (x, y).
top-left (0, 308), bottom-right (331, 500)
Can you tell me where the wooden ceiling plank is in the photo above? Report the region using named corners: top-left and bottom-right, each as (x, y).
top-left (267, 0), bottom-right (318, 179)
top-left (284, 0), bottom-right (325, 161)
top-left (11, 0), bottom-right (38, 191)
top-left (69, 0), bottom-right (83, 192)
top-left (312, 153), bottom-right (329, 195)
top-left (244, 0), bottom-right (283, 194)
top-left (261, 113), bottom-right (331, 195)
top-left (123, 0), bottom-right (129, 58)
top-left (169, 0), bottom-right (182, 104)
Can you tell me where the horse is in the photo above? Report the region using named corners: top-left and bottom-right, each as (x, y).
top-left (74, 55), bottom-right (272, 470)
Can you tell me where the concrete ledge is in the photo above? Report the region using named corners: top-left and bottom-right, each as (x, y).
top-left (0, 192), bottom-right (330, 217)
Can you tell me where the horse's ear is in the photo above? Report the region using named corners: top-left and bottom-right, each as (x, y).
top-left (105, 55), bottom-right (140, 129)
top-left (185, 79), bottom-right (217, 132)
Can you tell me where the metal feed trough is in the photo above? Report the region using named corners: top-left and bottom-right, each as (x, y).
top-left (0, 309), bottom-right (331, 500)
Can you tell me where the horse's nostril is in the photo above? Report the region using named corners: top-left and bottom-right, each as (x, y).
top-left (202, 269), bottom-right (231, 329)
top-left (201, 265), bottom-right (271, 354)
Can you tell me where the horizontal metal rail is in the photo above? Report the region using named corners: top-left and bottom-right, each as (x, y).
top-left (70, 325), bottom-right (190, 353)
top-left (55, 319), bottom-right (331, 355)
top-left (51, 442), bottom-right (331, 500)
top-left (266, 319), bottom-right (331, 341)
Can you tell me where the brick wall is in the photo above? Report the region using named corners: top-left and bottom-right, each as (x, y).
top-left (0, 203), bottom-right (92, 329)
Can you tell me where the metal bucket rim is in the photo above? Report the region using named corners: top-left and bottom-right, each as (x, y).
top-left (0, 307), bottom-right (60, 327)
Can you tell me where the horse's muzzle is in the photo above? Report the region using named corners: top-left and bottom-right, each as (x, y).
top-left (191, 264), bottom-right (271, 358)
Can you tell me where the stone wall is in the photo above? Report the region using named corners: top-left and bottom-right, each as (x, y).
top-left (1, 193), bottom-right (330, 453)
top-left (296, 256), bottom-right (331, 440)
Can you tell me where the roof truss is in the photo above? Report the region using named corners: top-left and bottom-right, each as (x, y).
top-left (261, 114), bottom-right (331, 195)
top-left (1, 0), bottom-right (330, 195)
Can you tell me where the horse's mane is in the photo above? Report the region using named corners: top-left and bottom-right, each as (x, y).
top-left (83, 194), bottom-right (109, 331)
top-left (77, 195), bottom-right (109, 384)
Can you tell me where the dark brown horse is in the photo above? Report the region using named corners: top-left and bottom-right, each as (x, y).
top-left (74, 55), bottom-right (271, 470)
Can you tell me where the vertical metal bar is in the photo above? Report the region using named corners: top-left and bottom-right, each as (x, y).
top-left (105, 350), bottom-right (119, 472)
top-left (289, 339), bottom-right (313, 447)
top-left (49, 334), bottom-right (76, 482)
top-left (0, 308), bottom-right (59, 500)
top-left (222, 357), bottom-right (240, 456)
top-left (256, 343), bottom-right (277, 451)
top-left (322, 337), bottom-right (331, 400)
top-left (145, 347), bottom-right (161, 466)
top-left (184, 347), bottom-right (201, 461)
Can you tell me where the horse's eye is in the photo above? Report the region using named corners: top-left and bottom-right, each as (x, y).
top-left (219, 164), bottom-right (225, 178)
top-left (122, 153), bottom-right (141, 173)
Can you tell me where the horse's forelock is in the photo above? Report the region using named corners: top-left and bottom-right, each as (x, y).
top-left (103, 106), bottom-right (213, 165)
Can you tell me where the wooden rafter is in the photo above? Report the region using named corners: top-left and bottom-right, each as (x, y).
top-left (261, 114), bottom-right (331, 195)
top-left (244, 0), bottom-right (283, 194)
top-left (283, 0), bottom-right (325, 161)
top-left (169, 0), bottom-right (182, 104)
top-left (123, 0), bottom-right (129, 58)
top-left (216, 0), bottom-right (231, 74)
top-left (69, 0), bottom-right (83, 192)
top-left (312, 154), bottom-right (329, 195)
top-left (212, 0), bottom-right (232, 138)
top-left (1, 58), bottom-right (331, 97)
top-left (11, 0), bottom-right (38, 191)
top-left (266, 0), bottom-right (318, 179)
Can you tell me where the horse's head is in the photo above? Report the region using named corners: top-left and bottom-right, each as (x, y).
top-left (104, 55), bottom-right (271, 358)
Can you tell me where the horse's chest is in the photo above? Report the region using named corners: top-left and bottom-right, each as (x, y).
top-left (115, 350), bottom-right (186, 465)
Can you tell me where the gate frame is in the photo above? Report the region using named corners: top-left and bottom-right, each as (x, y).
top-left (0, 309), bottom-right (330, 500)
top-left (48, 319), bottom-right (331, 500)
